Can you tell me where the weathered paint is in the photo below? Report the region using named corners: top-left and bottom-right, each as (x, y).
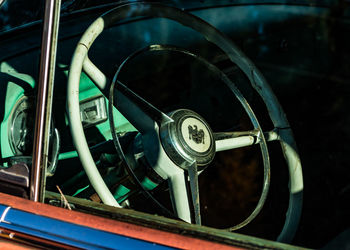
top-left (1, 192), bottom-right (244, 249)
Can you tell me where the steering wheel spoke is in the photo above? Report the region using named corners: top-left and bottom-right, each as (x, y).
top-left (168, 161), bottom-right (201, 225)
top-left (83, 56), bottom-right (108, 90)
top-left (112, 82), bottom-right (174, 130)
top-left (83, 56), bottom-right (173, 134)
top-left (168, 170), bottom-right (191, 223)
top-left (188, 161), bottom-right (201, 225)
top-left (214, 129), bottom-right (280, 152)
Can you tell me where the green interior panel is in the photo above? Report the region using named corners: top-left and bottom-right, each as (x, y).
top-left (0, 62), bottom-right (35, 159)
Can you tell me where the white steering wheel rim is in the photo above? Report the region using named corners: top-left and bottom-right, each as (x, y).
top-left (67, 42), bottom-right (120, 207)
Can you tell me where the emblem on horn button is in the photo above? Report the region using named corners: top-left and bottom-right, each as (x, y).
top-left (181, 117), bottom-right (210, 153)
top-left (188, 125), bottom-right (205, 144)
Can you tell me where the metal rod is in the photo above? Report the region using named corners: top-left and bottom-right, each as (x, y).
top-left (215, 130), bottom-right (280, 152)
top-left (30, 0), bottom-right (61, 202)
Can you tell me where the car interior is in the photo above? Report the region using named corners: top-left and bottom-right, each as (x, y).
top-left (0, 1), bottom-right (349, 248)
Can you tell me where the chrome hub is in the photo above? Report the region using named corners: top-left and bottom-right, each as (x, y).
top-left (160, 109), bottom-right (215, 170)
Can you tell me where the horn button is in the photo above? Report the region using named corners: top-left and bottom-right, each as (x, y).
top-left (160, 109), bottom-right (215, 170)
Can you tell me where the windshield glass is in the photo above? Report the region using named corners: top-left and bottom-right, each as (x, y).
top-left (1, 0), bottom-right (343, 33)
top-left (0, 0), bottom-right (142, 32)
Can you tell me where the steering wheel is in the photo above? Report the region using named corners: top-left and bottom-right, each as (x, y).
top-left (67, 2), bottom-right (303, 243)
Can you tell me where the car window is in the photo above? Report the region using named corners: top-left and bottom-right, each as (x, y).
top-left (1, 1), bottom-right (350, 248)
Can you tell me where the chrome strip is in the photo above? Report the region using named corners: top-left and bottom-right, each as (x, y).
top-left (30, 0), bottom-right (61, 201)
top-left (0, 206), bottom-right (11, 223)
